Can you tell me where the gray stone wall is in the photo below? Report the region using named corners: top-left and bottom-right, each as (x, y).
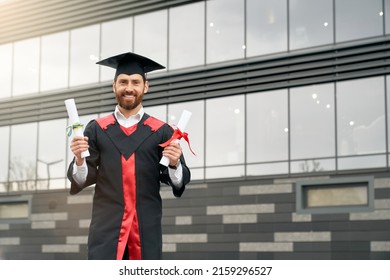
top-left (0, 174), bottom-right (389, 260)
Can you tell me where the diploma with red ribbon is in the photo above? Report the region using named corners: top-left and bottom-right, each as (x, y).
top-left (159, 110), bottom-right (195, 166)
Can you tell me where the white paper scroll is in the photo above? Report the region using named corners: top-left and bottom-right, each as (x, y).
top-left (160, 110), bottom-right (192, 167)
top-left (65, 98), bottom-right (90, 158)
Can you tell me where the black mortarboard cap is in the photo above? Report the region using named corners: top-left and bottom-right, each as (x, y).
top-left (96, 52), bottom-right (165, 79)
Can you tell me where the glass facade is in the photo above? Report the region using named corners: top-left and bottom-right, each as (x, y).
top-left (169, 2), bottom-right (205, 70)
top-left (100, 18), bottom-right (133, 81)
top-left (246, 0), bottom-right (287, 57)
top-left (69, 25), bottom-right (100, 87)
top-left (206, 0), bottom-right (245, 64)
top-left (40, 31), bottom-right (69, 92)
top-left (12, 38), bottom-right (40, 96)
top-left (134, 10), bottom-right (168, 72)
top-left (289, 0), bottom-right (333, 50)
top-left (1, 0), bottom-right (387, 96)
top-left (0, 0), bottom-right (389, 191)
top-left (335, 0), bottom-right (383, 42)
top-left (0, 43), bottom-right (12, 99)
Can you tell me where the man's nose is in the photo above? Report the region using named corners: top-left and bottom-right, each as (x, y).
top-left (125, 84), bottom-right (134, 92)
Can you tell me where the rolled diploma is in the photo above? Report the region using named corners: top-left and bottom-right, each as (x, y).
top-left (160, 110), bottom-right (192, 166)
top-left (65, 98), bottom-right (90, 158)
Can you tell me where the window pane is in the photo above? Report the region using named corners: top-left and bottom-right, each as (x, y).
top-left (134, 10), bottom-right (167, 72)
top-left (100, 17), bottom-right (133, 82)
top-left (290, 83), bottom-right (335, 159)
top-left (247, 90), bottom-right (288, 163)
top-left (387, 76), bottom-right (390, 166)
top-left (338, 155), bottom-right (385, 170)
top-left (385, 0), bottom-right (390, 34)
top-left (291, 159), bottom-right (335, 173)
top-left (336, 0), bottom-right (383, 43)
top-left (337, 77), bottom-right (386, 157)
top-left (144, 105), bottom-right (167, 122)
top-left (168, 101), bottom-right (204, 172)
top-left (169, 2), bottom-right (205, 70)
top-left (247, 162), bottom-right (288, 176)
top-left (9, 123), bottom-right (37, 191)
top-left (0, 43), bottom-right (12, 99)
top-left (13, 38), bottom-right (40, 96)
top-left (206, 165), bottom-right (245, 179)
top-left (38, 119), bottom-right (67, 190)
top-left (206, 95), bottom-right (245, 166)
top-left (0, 126), bottom-right (9, 192)
top-left (289, 0), bottom-right (333, 50)
top-left (247, 0), bottom-right (287, 57)
top-left (41, 31), bottom-right (69, 92)
top-left (70, 25), bottom-right (100, 87)
top-left (206, 0), bottom-right (245, 64)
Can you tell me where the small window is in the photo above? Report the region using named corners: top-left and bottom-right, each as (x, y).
top-left (296, 177), bottom-right (374, 214)
top-left (0, 196), bottom-right (31, 223)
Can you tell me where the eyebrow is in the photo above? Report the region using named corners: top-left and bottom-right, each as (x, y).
top-left (118, 78), bottom-right (142, 83)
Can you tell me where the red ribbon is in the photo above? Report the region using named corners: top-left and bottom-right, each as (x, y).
top-left (159, 128), bottom-right (196, 155)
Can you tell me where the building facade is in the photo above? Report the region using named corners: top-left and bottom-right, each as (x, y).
top-left (0, 0), bottom-right (389, 259)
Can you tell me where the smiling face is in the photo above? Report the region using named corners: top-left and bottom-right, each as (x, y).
top-left (113, 73), bottom-right (149, 117)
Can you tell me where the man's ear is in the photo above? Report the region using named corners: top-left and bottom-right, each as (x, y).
top-left (144, 81), bottom-right (149, 93)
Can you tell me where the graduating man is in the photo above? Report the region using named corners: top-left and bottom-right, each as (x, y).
top-left (67, 52), bottom-right (191, 260)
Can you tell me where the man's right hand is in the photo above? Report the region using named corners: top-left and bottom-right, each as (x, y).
top-left (70, 136), bottom-right (89, 166)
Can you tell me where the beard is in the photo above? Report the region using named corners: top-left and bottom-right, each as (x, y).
top-left (116, 93), bottom-right (142, 111)
top-left (114, 84), bottom-right (145, 112)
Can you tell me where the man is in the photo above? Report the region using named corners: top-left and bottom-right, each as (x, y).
top-left (67, 52), bottom-right (191, 260)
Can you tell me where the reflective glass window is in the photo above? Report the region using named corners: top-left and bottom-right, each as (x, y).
top-left (0, 126), bottom-right (9, 192)
top-left (385, 0), bottom-right (390, 34)
top-left (169, 2), bottom-right (205, 70)
top-left (38, 119), bottom-right (67, 190)
top-left (387, 76), bottom-right (390, 166)
top-left (335, 0), bottom-right (383, 43)
top-left (13, 38), bottom-right (40, 96)
top-left (134, 10), bottom-right (167, 73)
top-left (206, 95), bottom-right (245, 178)
top-left (0, 43), bottom-right (12, 99)
top-left (40, 31), bottom-right (69, 92)
top-left (290, 84), bottom-right (336, 173)
top-left (247, 90), bottom-right (288, 176)
top-left (144, 105), bottom-right (167, 123)
top-left (9, 123), bottom-right (38, 191)
top-left (69, 25), bottom-right (100, 87)
top-left (206, 0), bottom-right (245, 64)
top-left (100, 17), bottom-right (133, 82)
top-left (290, 84), bottom-right (335, 159)
top-left (336, 77), bottom-right (386, 169)
top-left (246, 0), bottom-right (287, 57)
top-left (168, 101), bottom-right (204, 180)
top-left (247, 89), bottom-right (288, 163)
top-left (289, 0), bottom-right (333, 50)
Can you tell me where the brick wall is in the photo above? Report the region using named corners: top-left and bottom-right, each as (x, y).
top-left (0, 174), bottom-right (389, 260)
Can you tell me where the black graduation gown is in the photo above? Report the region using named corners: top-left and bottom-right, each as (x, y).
top-left (67, 113), bottom-right (191, 260)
